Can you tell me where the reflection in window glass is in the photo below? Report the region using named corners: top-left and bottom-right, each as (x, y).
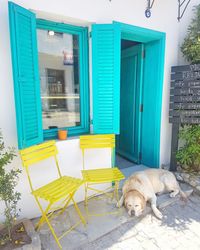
top-left (37, 29), bottom-right (80, 130)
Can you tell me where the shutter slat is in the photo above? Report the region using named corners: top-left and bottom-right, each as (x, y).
top-left (92, 23), bottom-right (120, 134)
top-left (9, 2), bottom-right (43, 149)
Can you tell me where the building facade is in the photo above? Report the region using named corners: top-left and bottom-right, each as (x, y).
top-left (0, 0), bottom-right (198, 219)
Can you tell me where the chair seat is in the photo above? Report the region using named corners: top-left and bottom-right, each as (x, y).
top-left (81, 167), bottom-right (125, 184)
top-left (32, 176), bottom-right (83, 202)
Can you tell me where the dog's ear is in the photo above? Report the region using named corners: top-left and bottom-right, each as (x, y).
top-left (133, 190), bottom-right (146, 210)
top-left (139, 194), bottom-right (146, 210)
top-left (124, 193), bottom-right (129, 207)
top-left (123, 191), bottom-right (133, 209)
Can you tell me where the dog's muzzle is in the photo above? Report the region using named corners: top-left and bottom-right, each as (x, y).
top-left (128, 209), bottom-right (135, 216)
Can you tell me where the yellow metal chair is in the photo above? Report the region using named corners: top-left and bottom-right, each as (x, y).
top-left (20, 140), bottom-right (86, 249)
top-left (80, 134), bottom-right (125, 217)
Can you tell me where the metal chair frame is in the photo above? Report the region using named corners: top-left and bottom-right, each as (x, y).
top-left (80, 134), bottom-right (125, 217)
top-left (20, 140), bottom-right (86, 249)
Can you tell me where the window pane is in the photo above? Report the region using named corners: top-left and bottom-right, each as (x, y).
top-left (37, 29), bottom-right (80, 130)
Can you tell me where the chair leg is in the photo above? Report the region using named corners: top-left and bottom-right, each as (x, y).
top-left (58, 192), bottom-right (86, 226)
top-left (58, 194), bottom-right (73, 216)
top-left (71, 196), bottom-right (86, 225)
top-left (35, 198), bottom-right (62, 249)
top-left (35, 194), bottom-right (73, 231)
top-left (83, 182), bottom-right (121, 217)
top-left (114, 181), bottom-right (120, 203)
top-left (111, 182), bottom-right (116, 201)
top-left (84, 183), bottom-right (88, 206)
top-left (35, 202), bottom-right (52, 231)
top-left (84, 183), bottom-right (90, 218)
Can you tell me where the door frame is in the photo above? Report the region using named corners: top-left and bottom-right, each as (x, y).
top-left (115, 21), bottom-right (166, 168)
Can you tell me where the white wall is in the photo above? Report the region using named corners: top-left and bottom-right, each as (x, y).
top-left (0, 0), bottom-right (192, 219)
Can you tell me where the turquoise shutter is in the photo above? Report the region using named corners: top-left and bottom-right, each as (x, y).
top-left (92, 23), bottom-right (121, 134)
top-left (9, 2), bottom-right (43, 149)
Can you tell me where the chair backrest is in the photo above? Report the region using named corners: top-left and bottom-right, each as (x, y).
top-left (80, 134), bottom-right (115, 169)
top-left (80, 134), bottom-right (115, 149)
top-left (20, 140), bottom-right (61, 191)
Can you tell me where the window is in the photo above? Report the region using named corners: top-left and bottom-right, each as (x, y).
top-left (37, 20), bottom-right (89, 139)
top-left (37, 31), bottom-right (81, 129)
top-left (9, 2), bottom-right (120, 149)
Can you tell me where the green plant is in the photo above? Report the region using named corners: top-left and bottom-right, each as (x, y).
top-left (0, 132), bottom-right (21, 242)
top-left (176, 125), bottom-right (200, 172)
top-left (181, 4), bottom-right (200, 64)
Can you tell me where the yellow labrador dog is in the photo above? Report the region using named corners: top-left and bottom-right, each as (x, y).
top-left (117, 169), bottom-right (187, 219)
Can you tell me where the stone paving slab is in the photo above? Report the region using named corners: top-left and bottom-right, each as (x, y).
top-left (33, 183), bottom-right (193, 250)
top-left (175, 171), bottom-right (200, 195)
top-left (79, 194), bottom-right (200, 250)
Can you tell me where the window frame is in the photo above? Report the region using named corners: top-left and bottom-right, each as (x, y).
top-left (36, 19), bottom-right (90, 139)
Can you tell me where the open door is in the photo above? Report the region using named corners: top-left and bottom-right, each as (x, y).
top-left (116, 44), bottom-right (143, 163)
top-left (92, 21), bottom-right (166, 168)
top-left (141, 40), bottom-right (164, 167)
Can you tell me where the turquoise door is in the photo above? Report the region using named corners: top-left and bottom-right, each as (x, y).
top-left (116, 44), bottom-right (143, 163)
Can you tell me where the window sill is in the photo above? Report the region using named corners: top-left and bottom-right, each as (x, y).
top-left (56, 135), bottom-right (80, 142)
top-left (47, 133), bottom-right (91, 144)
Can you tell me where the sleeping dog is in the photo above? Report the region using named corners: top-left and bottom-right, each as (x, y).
top-left (117, 169), bottom-right (189, 219)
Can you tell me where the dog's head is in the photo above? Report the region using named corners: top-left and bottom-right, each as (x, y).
top-left (124, 190), bottom-right (146, 217)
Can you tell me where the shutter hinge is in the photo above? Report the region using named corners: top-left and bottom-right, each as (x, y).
top-left (139, 152), bottom-right (142, 161)
top-left (89, 32), bottom-right (92, 38)
top-left (140, 104), bottom-right (143, 112)
top-left (142, 50), bottom-right (145, 59)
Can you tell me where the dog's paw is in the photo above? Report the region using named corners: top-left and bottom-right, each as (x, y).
top-left (170, 192), bottom-right (177, 198)
top-left (155, 210), bottom-right (163, 220)
top-left (116, 197), bottom-right (123, 208)
top-left (116, 201), bottom-right (123, 208)
top-left (116, 202), bottom-right (120, 208)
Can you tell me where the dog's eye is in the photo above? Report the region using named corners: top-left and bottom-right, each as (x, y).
top-left (127, 204), bottom-right (132, 208)
top-left (135, 205), bottom-right (139, 208)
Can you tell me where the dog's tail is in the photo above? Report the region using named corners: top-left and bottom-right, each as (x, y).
top-left (179, 188), bottom-right (193, 202)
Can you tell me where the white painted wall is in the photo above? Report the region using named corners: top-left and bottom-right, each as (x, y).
top-left (0, 0), bottom-right (196, 219)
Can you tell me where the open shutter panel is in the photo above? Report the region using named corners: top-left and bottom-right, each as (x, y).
top-left (92, 23), bottom-right (120, 134)
top-left (9, 2), bottom-right (43, 149)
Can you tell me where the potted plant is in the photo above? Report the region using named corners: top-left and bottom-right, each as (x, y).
top-left (0, 132), bottom-right (31, 249)
top-left (176, 125), bottom-right (200, 173)
top-left (58, 129), bottom-right (68, 140)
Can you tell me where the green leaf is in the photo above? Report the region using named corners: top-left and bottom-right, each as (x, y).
top-left (0, 130), bottom-right (21, 241)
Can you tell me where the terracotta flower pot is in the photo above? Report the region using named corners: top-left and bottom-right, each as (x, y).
top-left (58, 130), bottom-right (68, 140)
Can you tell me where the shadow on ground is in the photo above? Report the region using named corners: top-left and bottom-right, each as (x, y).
top-left (161, 194), bottom-right (200, 231)
top-left (32, 182), bottom-right (199, 250)
top-left (78, 191), bottom-right (200, 250)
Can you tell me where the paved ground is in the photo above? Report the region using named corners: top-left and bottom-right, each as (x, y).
top-left (78, 194), bottom-right (200, 250)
